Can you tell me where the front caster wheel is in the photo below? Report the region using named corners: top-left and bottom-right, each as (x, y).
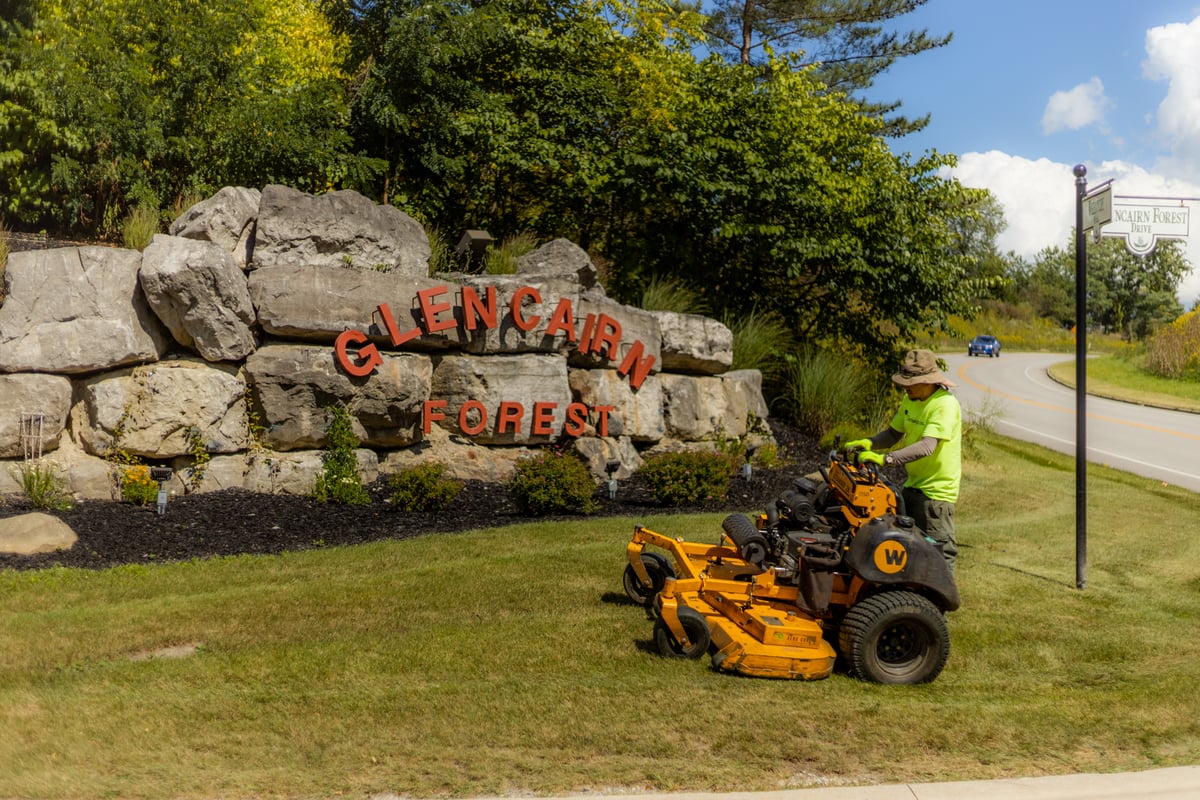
top-left (653, 606), bottom-right (710, 659)
top-left (623, 552), bottom-right (674, 605)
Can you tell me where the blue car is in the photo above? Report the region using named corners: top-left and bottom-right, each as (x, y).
top-left (968, 335), bottom-right (1001, 357)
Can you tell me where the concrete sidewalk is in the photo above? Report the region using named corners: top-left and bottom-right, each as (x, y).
top-left (484, 766), bottom-right (1200, 800)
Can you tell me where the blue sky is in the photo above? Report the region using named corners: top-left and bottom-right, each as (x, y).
top-left (862, 0), bottom-right (1200, 305)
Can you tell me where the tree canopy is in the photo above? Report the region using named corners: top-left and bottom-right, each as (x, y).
top-left (701, 0), bottom-right (952, 136)
top-left (2, 0), bottom-right (985, 365)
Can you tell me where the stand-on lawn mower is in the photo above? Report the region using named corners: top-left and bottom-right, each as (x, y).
top-left (622, 447), bottom-right (960, 684)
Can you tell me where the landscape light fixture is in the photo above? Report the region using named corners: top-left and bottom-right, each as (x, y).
top-left (456, 229), bottom-right (494, 271)
top-left (605, 459), bottom-right (621, 500)
top-left (741, 446), bottom-right (755, 481)
top-left (150, 466), bottom-right (174, 515)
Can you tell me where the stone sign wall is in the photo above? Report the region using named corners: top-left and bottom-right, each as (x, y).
top-left (0, 184), bottom-right (771, 500)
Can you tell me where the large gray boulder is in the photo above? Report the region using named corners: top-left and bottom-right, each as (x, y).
top-left (430, 354), bottom-right (571, 445)
top-left (568, 288), bottom-right (661, 385)
top-left (659, 369), bottom-right (770, 441)
top-left (455, 272), bottom-right (582, 355)
top-left (517, 237), bottom-right (600, 289)
top-left (168, 186), bottom-right (261, 268)
top-left (140, 234), bottom-right (257, 362)
top-left (243, 343), bottom-right (432, 450)
top-left (0, 373), bottom-right (73, 457)
top-left (247, 263), bottom-right (461, 348)
top-left (652, 310), bottom-right (733, 375)
top-left (568, 369), bottom-right (664, 442)
top-left (0, 247), bottom-right (167, 375)
top-left (73, 360), bottom-right (249, 459)
top-left (252, 184), bottom-right (430, 275)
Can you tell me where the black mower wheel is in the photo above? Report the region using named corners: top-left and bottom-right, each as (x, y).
top-left (839, 590), bottom-right (949, 684)
top-left (623, 552), bottom-right (674, 606)
top-left (653, 606), bottom-right (711, 659)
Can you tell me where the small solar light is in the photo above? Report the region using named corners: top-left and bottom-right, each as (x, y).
top-left (605, 459), bottom-right (621, 500)
top-left (741, 446), bottom-right (755, 481)
top-left (150, 467), bottom-right (174, 515)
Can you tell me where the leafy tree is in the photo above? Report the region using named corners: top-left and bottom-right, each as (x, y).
top-left (946, 188), bottom-right (1014, 303)
top-left (1, 0), bottom-right (352, 234)
top-left (344, 0), bottom-right (971, 366)
top-left (602, 56), bottom-right (972, 365)
top-left (1017, 237), bottom-right (1187, 339)
top-left (702, 0), bottom-right (952, 135)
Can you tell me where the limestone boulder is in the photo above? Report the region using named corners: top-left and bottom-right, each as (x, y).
top-left (430, 354), bottom-right (571, 445)
top-left (568, 369), bottom-right (664, 443)
top-left (454, 272), bottom-right (581, 355)
top-left (252, 184), bottom-right (430, 276)
top-left (140, 234), bottom-right (257, 362)
top-left (652, 310), bottom-right (733, 375)
top-left (241, 448), bottom-right (378, 495)
top-left (247, 263), bottom-right (463, 348)
top-left (567, 288), bottom-right (661, 383)
top-left (73, 360), bottom-right (249, 459)
top-left (659, 369), bottom-right (770, 442)
top-left (0, 373), bottom-right (73, 457)
top-left (168, 186), bottom-right (261, 268)
top-left (379, 424), bottom-right (534, 483)
top-left (0, 247), bottom-right (167, 375)
top-left (573, 435), bottom-right (642, 481)
top-left (0, 512), bottom-right (77, 555)
top-left (516, 237), bottom-right (600, 289)
top-left (243, 343), bottom-right (432, 450)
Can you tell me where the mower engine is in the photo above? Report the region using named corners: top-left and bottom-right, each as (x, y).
top-left (721, 475), bottom-right (846, 589)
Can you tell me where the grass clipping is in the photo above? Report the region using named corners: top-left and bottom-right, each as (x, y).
top-left (1, 432), bottom-right (1199, 799)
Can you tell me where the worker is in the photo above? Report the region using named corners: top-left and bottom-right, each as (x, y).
top-left (847, 349), bottom-right (962, 574)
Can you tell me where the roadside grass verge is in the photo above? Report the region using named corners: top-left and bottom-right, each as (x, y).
top-left (2, 432), bottom-right (1199, 799)
top-left (1047, 354), bottom-right (1200, 412)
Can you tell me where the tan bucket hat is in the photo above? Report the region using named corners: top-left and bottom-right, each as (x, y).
top-left (892, 349), bottom-right (956, 387)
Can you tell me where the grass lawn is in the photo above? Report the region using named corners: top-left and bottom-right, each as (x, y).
top-left (1047, 355), bottom-right (1200, 413)
top-left (2, 432), bottom-right (1199, 799)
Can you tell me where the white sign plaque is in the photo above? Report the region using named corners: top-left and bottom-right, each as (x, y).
top-left (1103, 199), bottom-right (1190, 255)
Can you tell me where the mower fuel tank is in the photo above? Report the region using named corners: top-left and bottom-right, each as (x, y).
top-left (845, 515), bottom-right (960, 611)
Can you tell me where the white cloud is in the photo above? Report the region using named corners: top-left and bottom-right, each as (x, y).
top-left (1144, 16), bottom-right (1200, 180)
top-left (950, 152), bottom-right (1200, 308)
top-left (1042, 78), bottom-right (1110, 135)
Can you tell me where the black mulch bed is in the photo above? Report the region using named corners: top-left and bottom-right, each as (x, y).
top-left (1, 421), bottom-right (831, 572)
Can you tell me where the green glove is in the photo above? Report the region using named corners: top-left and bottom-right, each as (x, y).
top-left (845, 438), bottom-right (873, 452)
top-left (857, 450), bottom-right (884, 466)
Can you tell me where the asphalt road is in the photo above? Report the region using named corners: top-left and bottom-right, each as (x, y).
top-left (942, 351), bottom-right (1200, 493)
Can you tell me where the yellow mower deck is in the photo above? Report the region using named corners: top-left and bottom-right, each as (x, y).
top-left (631, 524), bottom-right (837, 680)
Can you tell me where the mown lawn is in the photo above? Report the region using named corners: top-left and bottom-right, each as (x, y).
top-left (1, 432), bottom-right (1198, 799)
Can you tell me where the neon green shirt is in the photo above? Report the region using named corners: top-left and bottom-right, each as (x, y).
top-left (889, 387), bottom-right (962, 503)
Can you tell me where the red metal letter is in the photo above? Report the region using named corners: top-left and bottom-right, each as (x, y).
top-left (510, 286), bottom-right (542, 332)
top-left (334, 330), bottom-right (383, 377)
top-left (417, 285), bottom-right (457, 334)
top-left (617, 339), bottom-right (656, 390)
top-left (458, 400), bottom-right (488, 436)
top-left (496, 401), bottom-right (525, 434)
top-left (423, 399), bottom-right (448, 434)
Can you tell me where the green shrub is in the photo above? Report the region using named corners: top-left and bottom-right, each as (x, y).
top-left (638, 450), bottom-right (738, 506)
top-left (311, 404), bottom-right (371, 506)
top-left (13, 460), bottom-right (73, 510)
top-left (639, 275), bottom-right (709, 314)
top-left (388, 462), bottom-right (464, 512)
top-left (122, 204), bottom-right (160, 250)
top-left (723, 308), bottom-right (793, 384)
top-left (121, 464), bottom-right (159, 506)
top-left (506, 450), bottom-right (598, 515)
top-left (484, 232), bottom-right (538, 275)
top-left (775, 348), bottom-right (875, 438)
